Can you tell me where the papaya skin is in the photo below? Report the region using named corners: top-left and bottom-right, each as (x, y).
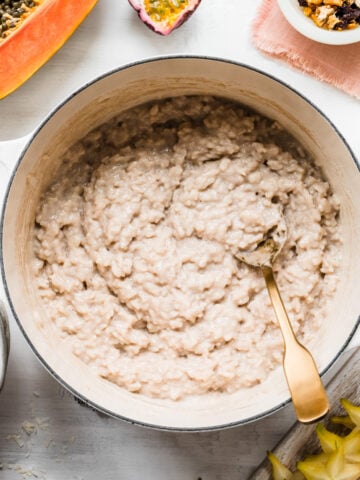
top-left (0, 0), bottom-right (98, 100)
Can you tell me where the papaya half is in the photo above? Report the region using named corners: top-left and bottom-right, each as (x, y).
top-left (0, 0), bottom-right (98, 100)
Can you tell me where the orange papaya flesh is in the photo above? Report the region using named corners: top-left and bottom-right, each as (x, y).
top-left (0, 0), bottom-right (98, 100)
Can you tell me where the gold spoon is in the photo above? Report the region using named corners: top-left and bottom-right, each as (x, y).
top-left (235, 224), bottom-right (329, 423)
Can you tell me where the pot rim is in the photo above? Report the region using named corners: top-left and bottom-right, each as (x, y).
top-left (1, 54), bottom-right (359, 432)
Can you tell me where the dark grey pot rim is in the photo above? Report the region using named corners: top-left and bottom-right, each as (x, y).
top-left (1, 55), bottom-right (359, 432)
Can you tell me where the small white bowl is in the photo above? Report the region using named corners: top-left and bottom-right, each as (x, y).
top-left (277, 0), bottom-right (360, 45)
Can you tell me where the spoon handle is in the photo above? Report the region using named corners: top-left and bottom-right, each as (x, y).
top-left (261, 265), bottom-right (329, 424)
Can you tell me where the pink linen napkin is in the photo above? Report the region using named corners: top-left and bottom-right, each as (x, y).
top-left (252, 0), bottom-right (360, 99)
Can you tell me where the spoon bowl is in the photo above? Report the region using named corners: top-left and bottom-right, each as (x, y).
top-left (235, 214), bottom-right (287, 267)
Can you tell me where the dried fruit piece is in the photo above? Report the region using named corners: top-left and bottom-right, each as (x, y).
top-left (0, 0), bottom-right (98, 99)
top-left (128, 0), bottom-right (202, 35)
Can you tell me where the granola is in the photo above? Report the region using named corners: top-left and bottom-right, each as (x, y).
top-left (298, 0), bottom-right (360, 30)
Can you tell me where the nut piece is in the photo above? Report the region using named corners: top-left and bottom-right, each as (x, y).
top-left (313, 5), bottom-right (334, 26)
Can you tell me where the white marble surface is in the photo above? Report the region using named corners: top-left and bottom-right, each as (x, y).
top-left (0, 1), bottom-right (359, 479)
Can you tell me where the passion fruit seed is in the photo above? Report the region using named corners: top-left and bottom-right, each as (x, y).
top-left (145, 0), bottom-right (190, 23)
top-left (0, 0), bottom-right (38, 39)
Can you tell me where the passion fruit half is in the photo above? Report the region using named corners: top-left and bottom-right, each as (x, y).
top-left (128, 0), bottom-right (202, 35)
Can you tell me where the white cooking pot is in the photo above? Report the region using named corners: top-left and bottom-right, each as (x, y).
top-left (1, 57), bottom-right (359, 430)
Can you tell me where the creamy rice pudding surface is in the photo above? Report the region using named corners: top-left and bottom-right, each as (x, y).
top-left (33, 96), bottom-right (341, 400)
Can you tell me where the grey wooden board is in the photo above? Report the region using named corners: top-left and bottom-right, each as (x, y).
top-left (249, 348), bottom-right (360, 480)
